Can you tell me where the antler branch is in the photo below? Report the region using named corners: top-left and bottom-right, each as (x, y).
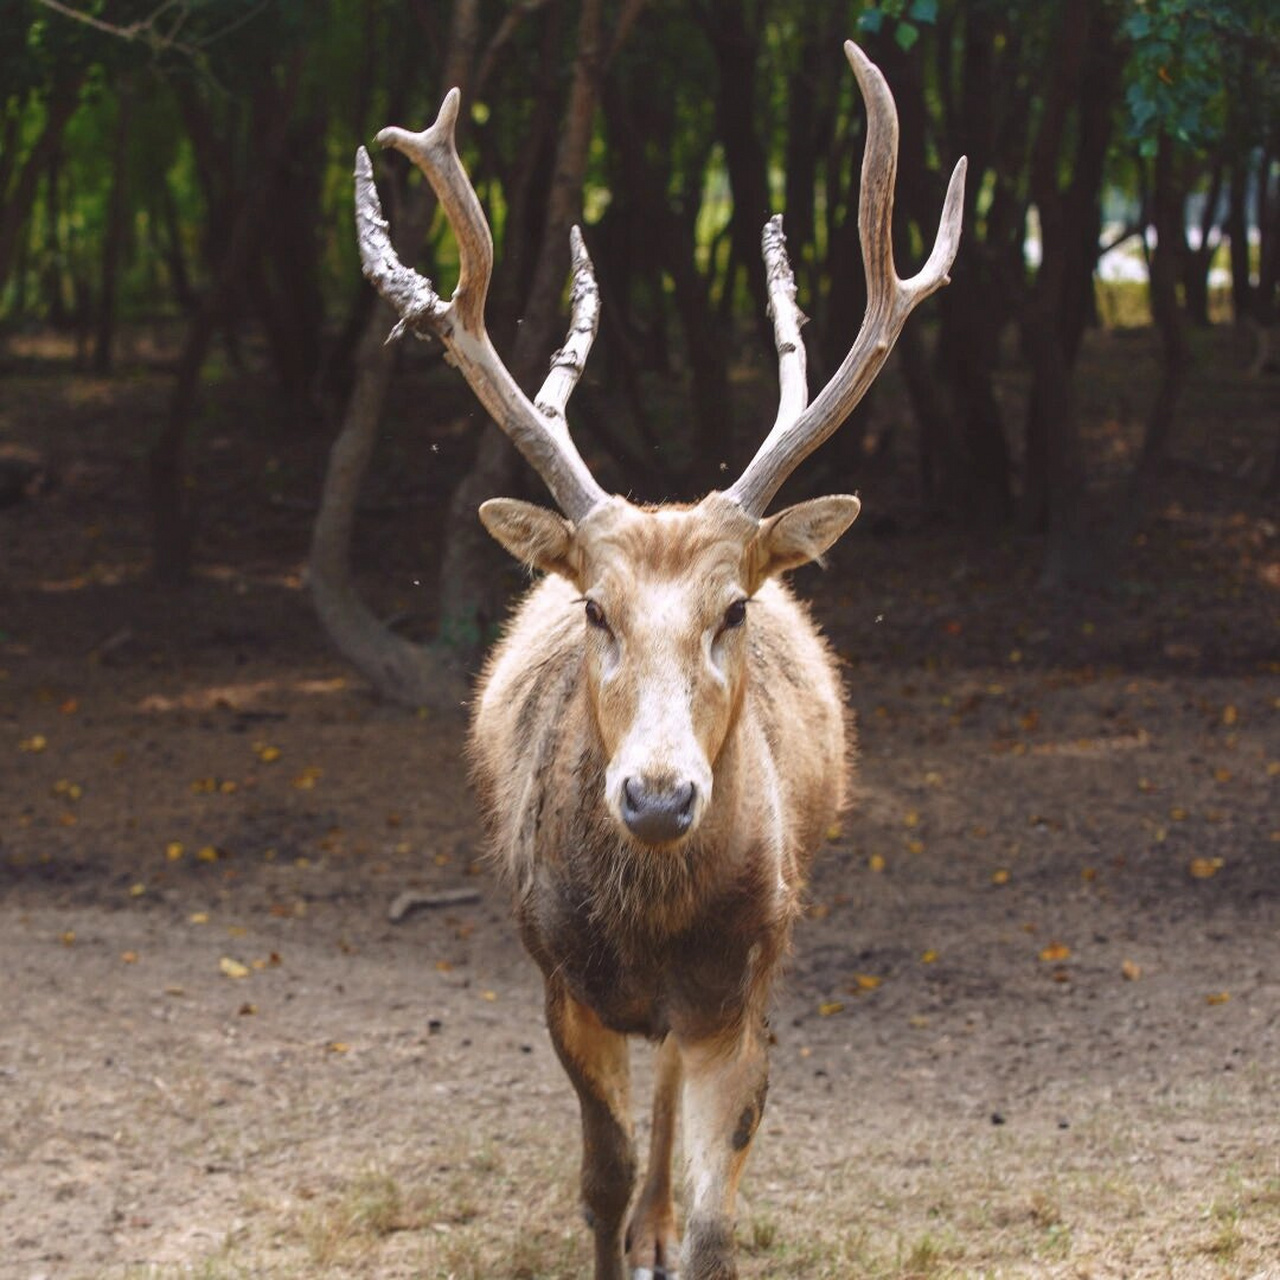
top-left (725, 40), bottom-right (967, 517)
top-left (354, 90), bottom-right (608, 523)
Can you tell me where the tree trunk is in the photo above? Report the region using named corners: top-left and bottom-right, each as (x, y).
top-left (1136, 136), bottom-right (1190, 480)
top-left (309, 0), bottom-right (483, 708)
top-left (0, 82), bottom-right (84, 295)
top-left (148, 54), bottom-right (304, 585)
top-left (92, 81), bottom-right (133, 375)
top-left (1226, 156), bottom-right (1254, 324)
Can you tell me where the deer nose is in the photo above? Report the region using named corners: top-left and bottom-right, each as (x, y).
top-left (621, 777), bottom-right (696, 844)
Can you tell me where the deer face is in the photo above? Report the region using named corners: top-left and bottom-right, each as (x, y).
top-left (481, 492), bottom-right (859, 846)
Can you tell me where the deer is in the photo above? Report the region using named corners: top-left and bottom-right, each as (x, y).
top-left (354, 40), bottom-right (964, 1280)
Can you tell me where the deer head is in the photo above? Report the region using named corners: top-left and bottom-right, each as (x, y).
top-left (355, 41), bottom-right (965, 846)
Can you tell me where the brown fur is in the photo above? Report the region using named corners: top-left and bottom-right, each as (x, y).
top-left (468, 491), bottom-right (855, 1278)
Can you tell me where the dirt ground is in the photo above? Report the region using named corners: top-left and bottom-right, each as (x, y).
top-left (1, 328), bottom-right (1278, 1279)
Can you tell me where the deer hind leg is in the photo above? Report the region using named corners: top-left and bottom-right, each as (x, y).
top-left (545, 980), bottom-right (636, 1280)
top-left (677, 1023), bottom-right (770, 1280)
top-left (626, 1034), bottom-right (682, 1278)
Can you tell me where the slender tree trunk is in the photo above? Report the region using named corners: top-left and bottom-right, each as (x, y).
top-left (0, 82), bottom-right (84, 295)
top-left (309, 0), bottom-right (483, 707)
top-left (148, 54), bottom-right (304, 585)
top-left (1226, 156), bottom-right (1254, 324)
top-left (92, 81), bottom-right (133, 375)
top-left (1136, 136), bottom-right (1190, 480)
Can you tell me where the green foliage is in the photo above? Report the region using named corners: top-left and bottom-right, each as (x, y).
top-left (858, 0), bottom-right (938, 53)
top-left (1121, 0), bottom-right (1270, 156)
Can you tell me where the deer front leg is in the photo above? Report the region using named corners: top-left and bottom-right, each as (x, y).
top-left (545, 980), bottom-right (637, 1280)
top-left (627, 1034), bottom-right (682, 1277)
top-left (677, 1022), bottom-right (769, 1280)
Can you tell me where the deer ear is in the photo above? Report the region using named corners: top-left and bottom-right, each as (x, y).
top-left (479, 498), bottom-right (580, 580)
top-left (749, 495), bottom-right (861, 589)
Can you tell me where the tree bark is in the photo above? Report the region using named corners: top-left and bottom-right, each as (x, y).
top-left (148, 53), bottom-right (304, 585)
top-left (0, 81), bottom-right (84, 298)
top-left (308, 0), bottom-right (483, 708)
top-left (92, 80), bottom-right (133, 375)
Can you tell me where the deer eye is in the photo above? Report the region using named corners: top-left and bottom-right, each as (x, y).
top-left (584, 599), bottom-right (609, 631)
top-left (722, 599), bottom-right (748, 630)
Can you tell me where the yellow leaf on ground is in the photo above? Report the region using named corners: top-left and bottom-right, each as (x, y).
top-left (60, 931), bottom-right (75, 946)
top-left (817, 1001), bottom-right (844, 1017)
top-left (327, 1041), bottom-right (349, 1052)
top-left (849, 973), bottom-right (882, 991)
top-left (121, 951), bottom-right (138, 964)
top-left (1122, 959), bottom-right (1142, 981)
top-left (1188, 857), bottom-right (1224, 879)
top-left (18, 734), bottom-right (48, 753)
top-left (219, 957), bottom-right (250, 979)
top-left (868, 853), bottom-right (886, 873)
top-left (129, 882), bottom-right (146, 897)
top-left (1205, 991), bottom-right (1230, 1006)
top-left (165, 841), bottom-right (185, 861)
top-left (196, 845), bottom-right (220, 863)
top-left (481, 990), bottom-right (497, 1002)
top-left (903, 810), bottom-right (920, 828)
top-left (992, 868), bottom-right (1011, 885)
top-left (921, 950), bottom-right (939, 964)
top-left (188, 912), bottom-right (209, 925)
top-left (254, 743), bottom-right (282, 763)
top-left (1039, 942), bottom-right (1071, 962)
top-left (1222, 705), bottom-right (1238, 726)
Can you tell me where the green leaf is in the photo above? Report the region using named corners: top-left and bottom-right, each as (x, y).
top-left (894, 21), bottom-right (920, 52)
top-left (858, 9), bottom-right (885, 35)
top-left (908, 0), bottom-right (938, 23)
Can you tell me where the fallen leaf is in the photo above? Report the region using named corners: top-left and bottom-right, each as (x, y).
top-left (238, 1003), bottom-right (258, 1016)
top-left (189, 912), bottom-right (209, 925)
top-left (219, 957), bottom-right (250, 979)
top-left (1188, 857), bottom-right (1224, 880)
top-left (18, 734), bottom-right (47, 753)
top-left (254, 743), bottom-right (282, 763)
top-left (849, 973), bottom-right (882, 991)
top-left (60, 931), bottom-right (75, 946)
top-left (481, 990), bottom-right (497, 1002)
top-left (992, 868), bottom-right (1011, 885)
top-left (1205, 991), bottom-right (1230, 1006)
top-left (196, 846), bottom-right (220, 863)
top-left (868, 853), bottom-right (886, 873)
top-left (1039, 942), bottom-right (1071, 962)
top-left (129, 882), bottom-right (146, 897)
top-left (1121, 959), bottom-right (1142, 981)
top-left (817, 1000), bottom-right (844, 1017)
top-left (906, 839), bottom-right (925, 854)
top-left (1221, 705), bottom-right (1238, 726)
top-left (327, 1041), bottom-right (349, 1053)
top-left (165, 841), bottom-right (185, 861)
top-left (121, 951), bottom-right (138, 964)
top-left (921, 949), bottom-right (938, 964)
top-left (903, 810), bottom-right (920, 828)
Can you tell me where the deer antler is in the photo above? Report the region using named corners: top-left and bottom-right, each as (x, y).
top-left (724, 41), bottom-right (967, 518)
top-left (354, 89), bottom-right (608, 523)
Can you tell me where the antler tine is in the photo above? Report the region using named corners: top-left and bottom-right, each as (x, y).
top-left (534, 226), bottom-right (601, 428)
top-left (725, 40), bottom-right (967, 518)
top-left (762, 215), bottom-right (810, 434)
top-left (355, 92), bottom-right (609, 524)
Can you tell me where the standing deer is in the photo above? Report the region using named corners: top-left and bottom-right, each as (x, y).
top-left (355, 41), bottom-right (964, 1280)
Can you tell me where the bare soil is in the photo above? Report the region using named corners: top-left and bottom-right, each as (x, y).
top-left (1, 328), bottom-right (1278, 1279)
